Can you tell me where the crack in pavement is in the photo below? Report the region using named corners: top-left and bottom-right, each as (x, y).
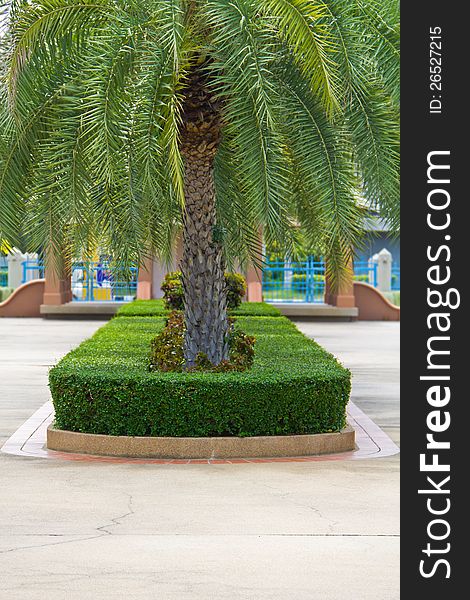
top-left (96, 494), bottom-right (134, 535)
top-left (0, 494), bottom-right (135, 554)
top-left (0, 533), bottom-right (104, 556)
top-left (252, 480), bottom-right (340, 532)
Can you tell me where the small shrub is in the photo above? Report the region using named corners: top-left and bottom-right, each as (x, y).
top-left (149, 311), bottom-right (184, 372)
top-left (383, 291), bottom-right (400, 307)
top-left (224, 272), bottom-right (247, 309)
top-left (161, 271), bottom-right (247, 310)
top-left (226, 328), bottom-right (256, 370)
top-left (0, 287), bottom-right (14, 302)
top-left (149, 311), bottom-right (255, 372)
top-left (353, 274), bottom-right (369, 283)
top-left (161, 271), bottom-right (184, 310)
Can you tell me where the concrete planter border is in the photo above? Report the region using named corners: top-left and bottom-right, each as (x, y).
top-left (47, 424), bottom-right (355, 459)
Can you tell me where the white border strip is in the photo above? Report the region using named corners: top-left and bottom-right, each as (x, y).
top-left (1, 401), bottom-right (399, 461)
top-left (2, 401), bottom-right (53, 458)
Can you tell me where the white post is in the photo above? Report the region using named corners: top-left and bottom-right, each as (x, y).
top-left (7, 248), bottom-right (27, 289)
top-left (377, 248), bottom-right (392, 292)
top-left (284, 259), bottom-right (293, 285)
top-left (368, 253), bottom-right (379, 286)
top-left (152, 259), bottom-right (168, 299)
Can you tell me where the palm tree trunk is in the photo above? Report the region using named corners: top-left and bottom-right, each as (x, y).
top-left (180, 66), bottom-right (229, 368)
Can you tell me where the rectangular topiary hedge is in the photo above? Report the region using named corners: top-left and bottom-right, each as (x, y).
top-left (115, 299), bottom-right (283, 318)
top-left (49, 315), bottom-right (351, 438)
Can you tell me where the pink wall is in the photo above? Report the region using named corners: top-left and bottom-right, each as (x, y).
top-left (354, 282), bottom-right (400, 321)
top-left (0, 279), bottom-right (45, 318)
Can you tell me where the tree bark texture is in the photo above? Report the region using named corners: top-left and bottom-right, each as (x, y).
top-left (180, 65), bottom-right (229, 368)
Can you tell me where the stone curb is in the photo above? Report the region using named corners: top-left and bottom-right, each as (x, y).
top-left (47, 424), bottom-right (356, 459)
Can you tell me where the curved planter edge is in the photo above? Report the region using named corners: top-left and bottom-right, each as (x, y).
top-left (47, 424), bottom-right (356, 460)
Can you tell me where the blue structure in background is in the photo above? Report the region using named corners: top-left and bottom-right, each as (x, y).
top-left (262, 258), bottom-right (326, 303)
top-left (391, 266), bottom-right (400, 291)
top-left (0, 256), bottom-right (7, 287)
top-left (355, 215), bottom-right (400, 267)
top-left (21, 260), bottom-right (45, 283)
top-left (353, 261), bottom-right (378, 287)
top-left (16, 259), bottom-right (137, 302)
top-left (71, 262), bottom-right (137, 302)
top-left (262, 253), bottom-right (398, 303)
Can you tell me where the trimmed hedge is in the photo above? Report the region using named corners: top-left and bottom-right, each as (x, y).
top-left (116, 299), bottom-right (283, 318)
top-left (49, 315), bottom-right (351, 438)
top-left (116, 299), bottom-right (167, 317)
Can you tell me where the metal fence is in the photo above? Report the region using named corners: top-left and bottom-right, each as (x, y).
top-left (16, 259), bottom-right (137, 302)
top-left (71, 262), bottom-right (137, 302)
top-left (262, 258), bottom-right (326, 303)
top-left (0, 256), bottom-right (7, 287)
top-left (353, 261), bottom-right (378, 287)
top-left (21, 260), bottom-right (45, 283)
top-left (262, 257), bottom-right (399, 303)
top-left (391, 267), bottom-right (400, 291)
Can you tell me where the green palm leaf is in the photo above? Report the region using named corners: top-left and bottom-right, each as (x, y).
top-left (1, 0), bottom-right (399, 284)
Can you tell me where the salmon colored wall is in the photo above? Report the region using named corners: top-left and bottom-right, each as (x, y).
top-left (0, 279), bottom-right (45, 318)
top-left (354, 282), bottom-right (400, 321)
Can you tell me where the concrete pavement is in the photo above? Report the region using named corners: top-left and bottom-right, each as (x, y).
top-left (0, 318), bottom-right (399, 600)
top-left (294, 320), bottom-right (400, 444)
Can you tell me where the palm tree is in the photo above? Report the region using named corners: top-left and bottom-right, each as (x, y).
top-left (0, 0), bottom-right (399, 367)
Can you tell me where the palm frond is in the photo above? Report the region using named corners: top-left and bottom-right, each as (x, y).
top-left (0, 0), bottom-right (400, 282)
top-left (7, 0), bottom-right (112, 106)
top-left (259, 0), bottom-right (342, 114)
top-left (204, 0), bottom-right (293, 245)
top-left (276, 60), bottom-right (363, 283)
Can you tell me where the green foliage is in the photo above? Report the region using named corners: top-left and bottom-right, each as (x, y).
top-left (224, 272), bottom-right (247, 309)
top-left (226, 327), bottom-right (256, 371)
top-left (161, 271), bottom-right (247, 310)
top-left (116, 299), bottom-right (168, 317)
top-left (0, 286), bottom-right (14, 302)
top-left (49, 315), bottom-right (351, 437)
top-left (265, 271), bottom-right (324, 285)
top-left (230, 302), bottom-right (282, 317)
top-left (383, 291), bottom-right (400, 307)
top-left (149, 310), bottom-right (185, 372)
top-left (1, 0), bottom-right (399, 282)
top-left (353, 274), bottom-right (369, 283)
top-left (149, 311), bottom-right (255, 372)
top-left (160, 271), bottom-right (184, 311)
top-left (116, 299), bottom-right (283, 318)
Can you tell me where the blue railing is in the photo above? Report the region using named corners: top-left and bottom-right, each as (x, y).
top-left (262, 258), bottom-right (326, 303)
top-left (353, 261), bottom-right (378, 287)
top-left (21, 260), bottom-right (45, 283)
top-left (0, 256), bottom-right (8, 287)
top-left (18, 259), bottom-right (137, 302)
top-left (262, 257), bottom-right (399, 303)
top-left (71, 262), bottom-right (137, 302)
top-left (391, 267), bottom-right (400, 291)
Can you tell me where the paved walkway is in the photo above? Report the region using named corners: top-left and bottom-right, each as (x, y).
top-left (0, 318), bottom-right (399, 600)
